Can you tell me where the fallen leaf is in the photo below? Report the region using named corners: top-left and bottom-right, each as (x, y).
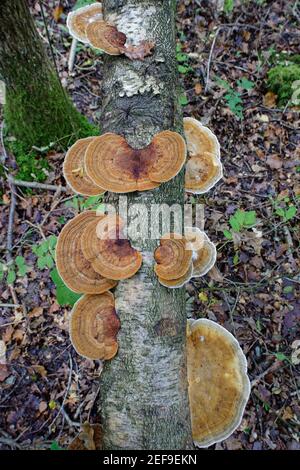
top-left (0, 364), bottom-right (10, 382)
top-left (31, 365), bottom-right (47, 377)
top-left (28, 307), bottom-right (44, 318)
top-left (194, 83), bottom-right (202, 95)
top-left (39, 401), bottom-right (48, 413)
top-left (53, 5), bottom-right (63, 22)
top-left (264, 91), bottom-right (277, 108)
top-left (266, 154), bottom-right (282, 169)
top-left (291, 340), bottom-right (300, 365)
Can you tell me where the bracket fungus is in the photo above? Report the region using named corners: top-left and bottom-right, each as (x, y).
top-left (56, 211), bottom-right (117, 294)
top-left (86, 19), bottom-right (127, 55)
top-left (187, 318), bottom-right (250, 448)
top-left (67, 3), bottom-right (103, 44)
top-left (81, 214), bottom-right (142, 280)
top-left (154, 233), bottom-right (193, 287)
top-left (184, 117), bottom-right (223, 194)
top-left (70, 292), bottom-right (120, 360)
top-left (185, 227), bottom-right (217, 278)
top-left (85, 131), bottom-right (186, 193)
top-left (63, 137), bottom-right (106, 196)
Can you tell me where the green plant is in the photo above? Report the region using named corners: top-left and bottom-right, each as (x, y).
top-left (216, 77), bottom-right (254, 119)
top-left (223, 209), bottom-right (257, 240)
top-left (224, 0), bottom-right (234, 14)
top-left (0, 255), bottom-right (30, 285)
top-left (32, 235), bottom-right (57, 270)
top-left (50, 268), bottom-right (81, 307)
top-left (271, 195), bottom-right (297, 222)
top-left (8, 140), bottom-right (50, 183)
top-left (50, 441), bottom-right (64, 451)
top-left (64, 194), bottom-right (104, 211)
top-left (176, 43), bottom-right (193, 75)
top-left (267, 64), bottom-right (300, 106)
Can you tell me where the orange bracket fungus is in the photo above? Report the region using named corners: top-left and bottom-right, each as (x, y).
top-left (84, 131), bottom-right (186, 193)
top-left (67, 3), bottom-right (154, 59)
top-left (56, 211), bottom-right (117, 294)
top-left (187, 319), bottom-right (250, 448)
top-left (70, 292), bottom-right (120, 360)
top-left (63, 137), bottom-right (106, 196)
top-left (86, 19), bottom-right (127, 55)
top-left (184, 117), bottom-right (223, 194)
top-left (185, 227), bottom-right (217, 278)
top-left (67, 3), bottom-right (103, 44)
top-left (154, 233), bottom-right (193, 287)
top-left (81, 214), bottom-right (143, 280)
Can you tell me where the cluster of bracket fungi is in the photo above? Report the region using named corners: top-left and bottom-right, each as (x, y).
top-left (59, 2), bottom-right (250, 449)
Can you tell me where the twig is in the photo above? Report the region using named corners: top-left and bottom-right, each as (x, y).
top-left (0, 303), bottom-right (20, 309)
top-left (68, 38), bottom-right (78, 73)
top-left (205, 27), bottom-right (220, 94)
top-left (61, 407), bottom-right (81, 428)
top-left (251, 361), bottom-right (282, 388)
top-left (7, 176), bottom-right (67, 193)
top-left (48, 354), bottom-right (73, 431)
top-left (6, 181), bottom-right (17, 261)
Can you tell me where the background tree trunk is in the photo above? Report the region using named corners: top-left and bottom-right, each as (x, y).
top-left (0, 0), bottom-right (94, 151)
top-left (99, 0), bottom-right (193, 450)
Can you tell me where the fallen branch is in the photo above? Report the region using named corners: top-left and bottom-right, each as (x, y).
top-left (7, 176), bottom-right (67, 193)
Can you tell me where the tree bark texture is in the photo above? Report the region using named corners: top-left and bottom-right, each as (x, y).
top-left (0, 0), bottom-right (92, 150)
top-left (99, 0), bottom-right (193, 450)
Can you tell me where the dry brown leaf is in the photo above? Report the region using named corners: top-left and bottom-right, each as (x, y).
top-left (266, 154), bottom-right (282, 169)
top-left (263, 91), bottom-right (277, 108)
top-left (53, 5), bottom-right (63, 22)
top-left (39, 401), bottom-right (48, 413)
top-left (28, 307), bottom-right (44, 318)
top-left (0, 364), bottom-right (10, 382)
top-left (194, 83), bottom-right (203, 95)
top-left (123, 41), bottom-right (155, 60)
top-left (31, 365), bottom-right (47, 377)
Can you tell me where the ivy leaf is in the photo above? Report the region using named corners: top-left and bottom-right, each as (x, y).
top-left (50, 268), bottom-right (81, 307)
top-left (285, 205), bottom-right (297, 221)
top-left (7, 269), bottom-right (16, 285)
top-left (237, 77), bottom-right (254, 90)
top-left (223, 229), bottom-right (233, 240)
top-left (244, 211), bottom-right (257, 227)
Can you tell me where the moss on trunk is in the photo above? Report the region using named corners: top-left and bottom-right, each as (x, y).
top-left (0, 0), bottom-right (96, 152)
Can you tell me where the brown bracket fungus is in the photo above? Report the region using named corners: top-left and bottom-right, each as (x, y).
top-left (63, 137), bottom-right (106, 196)
top-left (70, 292), bottom-right (120, 360)
top-left (56, 211), bottom-right (117, 294)
top-left (67, 3), bottom-right (103, 44)
top-left (85, 131), bottom-right (186, 193)
top-left (86, 19), bottom-right (127, 55)
top-left (185, 227), bottom-right (217, 277)
top-left (81, 214), bottom-right (143, 280)
top-left (184, 117), bottom-right (223, 194)
top-left (187, 318), bottom-right (250, 448)
top-left (154, 233), bottom-right (193, 287)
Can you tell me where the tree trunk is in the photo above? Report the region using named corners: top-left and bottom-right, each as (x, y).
top-left (0, 0), bottom-right (93, 151)
top-left (99, 0), bottom-right (193, 450)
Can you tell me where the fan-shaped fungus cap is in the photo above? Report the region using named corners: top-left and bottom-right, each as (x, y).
top-left (185, 227), bottom-right (217, 277)
top-left (86, 19), bottom-right (126, 55)
top-left (184, 117), bottom-right (223, 194)
top-left (157, 262), bottom-right (193, 289)
top-left (67, 3), bottom-right (103, 43)
top-left (81, 214), bottom-right (142, 280)
top-left (85, 131), bottom-right (186, 193)
top-left (154, 233), bottom-right (192, 281)
top-left (70, 292), bottom-right (120, 360)
top-left (187, 318), bottom-right (250, 448)
top-left (56, 211), bottom-right (117, 294)
top-left (63, 138), bottom-right (106, 196)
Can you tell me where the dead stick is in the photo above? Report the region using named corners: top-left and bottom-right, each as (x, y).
top-left (8, 176), bottom-right (67, 193)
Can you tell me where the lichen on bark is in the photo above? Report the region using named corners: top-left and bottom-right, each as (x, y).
top-left (99, 0), bottom-right (193, 450)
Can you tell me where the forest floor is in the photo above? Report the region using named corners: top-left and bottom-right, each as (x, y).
top-left (0, 0), bottom-right (299, 451)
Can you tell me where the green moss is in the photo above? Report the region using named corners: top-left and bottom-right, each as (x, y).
top-left (4, 72), bottom-right (98, 152)
top-left (266, 53), bottom-right (300, 107)
top-left (7, 140), bottom-right (49, 183)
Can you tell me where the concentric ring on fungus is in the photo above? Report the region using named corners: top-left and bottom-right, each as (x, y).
top-left (63, 137), bottom-right (106, 196)
top-left (55, 211), bottom-right (117, 294)
top-left (187, 318), bottom-right (250, 447)
top-left (67, 3), bottom-right (103, 43)
top-left (70, 292), bottom-right (120, 360)
top-left (84, 131), bottom-right (186, 193)
top-left (81, 214), bottom-right (142, 280)
top-left (154, 233), bottom-right (193, 281)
